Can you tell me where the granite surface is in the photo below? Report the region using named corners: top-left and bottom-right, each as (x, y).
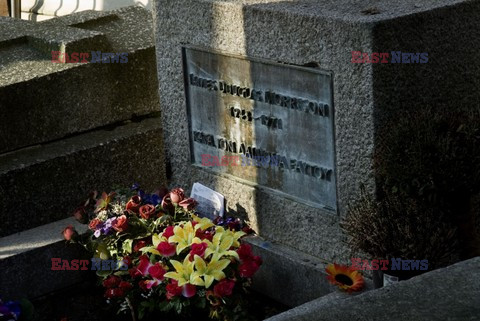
top-left (0, 117), bottom-right (166, 237)
top-left (0, 6), bottom-right (160, 153)
top-left (153, 0), bottom-right (480, 263)
top-left (266, 256), bottom-right (480, 321)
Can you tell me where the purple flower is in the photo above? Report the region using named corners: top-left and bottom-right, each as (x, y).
top-left (131, 183), bottom-right (141, 191)
top-left (98, 217), bottom-right (117, 235)
top-left (105, 217), bottom-right (117, 227)
top-left (0, 300), bottom-right (21, 319)
top-left (92, 218), bottom-right (118, 237)
top-left (137, 190), bottom-right (160, 206)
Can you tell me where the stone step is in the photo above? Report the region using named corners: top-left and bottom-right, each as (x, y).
top-left (266, 257), bottom-right (480, 321)
top-left (0, 217), bottom-right (91, 299)
top-left (0, 116), bottom-right (166, 237)
top-left (0, 6), bottom-right (159, 154)
top-left (245, 236), bottom-right (372, 308)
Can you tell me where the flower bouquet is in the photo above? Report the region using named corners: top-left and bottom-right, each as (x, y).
top-left (67, 184), bottom-right (261, 321)
top-left (0, 297), bottom-right (33, 321)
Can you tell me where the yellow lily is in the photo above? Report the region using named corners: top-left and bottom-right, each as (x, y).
top-left (139, 233), bottom-right (165, 256)
top-left (164, 256), bottom-right (205, 287)
top-left (204, 227), bottom-right (245, 261)
top-left (168, 222), bottom-right (202, 255)
top-left (192, 215), bottom-right (215, 231)
top-left (193, 254), bottom-right (231, 288)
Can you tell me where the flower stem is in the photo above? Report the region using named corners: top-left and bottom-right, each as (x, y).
top-left (125, 297), bottom-right (137, 321)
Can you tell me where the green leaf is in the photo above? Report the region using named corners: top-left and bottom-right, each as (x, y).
top-left (96, 269), bottom-right (111, 277)
top-left (158, 301), bottom-right (171, 312)
top-left (18, 299), bottom-right (34, 321)
top-left (138, 307), bottom-right (145, 320)
top-left (114, 270), bottom-right (129, 276)
top-left (196, 297), bottom-right (206, 309)
top-left (122, 239), bottom-right (133, 254)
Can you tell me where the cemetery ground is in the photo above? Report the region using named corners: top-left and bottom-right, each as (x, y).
top-left (31, 279), bottom-right (287, 321)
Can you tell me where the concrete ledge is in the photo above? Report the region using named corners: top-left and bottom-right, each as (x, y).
top-left (266, 257), bottom-right (480, 321)
top-left (0, 217), bottom-right (92, 299)
top-left (0, 117), bottom-right (166, 237)
top-left (245, 236), bottom-right (372, 308)
top-left (0, 6), bottom-right (159, 153)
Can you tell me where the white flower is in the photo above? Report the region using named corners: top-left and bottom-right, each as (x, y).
top-left (111, 203), bottom-right (125, 215)
top-left (96, 210), bottom-right (108, 221)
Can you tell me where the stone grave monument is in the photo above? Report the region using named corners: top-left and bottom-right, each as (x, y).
top-left (153, 0), bottom-right (480, 307)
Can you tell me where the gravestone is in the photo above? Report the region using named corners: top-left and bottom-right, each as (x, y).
top-left (153, 0), bottom-right (480, 265)
top-left (0, 6), bottom-right (167, 299)
top-left (0, 6), bottom-right (166, 237)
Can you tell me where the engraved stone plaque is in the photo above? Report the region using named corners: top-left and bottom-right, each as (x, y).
top-left (183, 47), bottom-right (337, 211)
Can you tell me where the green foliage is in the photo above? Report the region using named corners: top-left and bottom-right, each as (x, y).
top-left (341, 187), bottom-right (458, 269)
top-left (18, 299), bottom-right (34, 321)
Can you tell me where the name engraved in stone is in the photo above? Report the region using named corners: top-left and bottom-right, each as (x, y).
top-left (183, 47), bottom-right (336, 210)
top-left (192, 130), bottom-right (333, 181)
top-left (189, 74), bottom-right (329, 117)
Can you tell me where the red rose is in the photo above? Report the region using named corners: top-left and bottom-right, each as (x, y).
top-left (169, 188), bottom-right (185, 204)
top-left (162, 226), bottom-right (175, 239)
top-left (253, 255), bottom-right (262, 265)
top-left (237, 244), bottom-right (253, 261)
top-left (157, 241), bottom-right (176, 257)
top-left (148, 263), bottom-right (166, 280)
top-left (161, 194), bottom-right (174, 215)
top-left (242, 226), bottom-right (254, 234)
top-left (122, 256), bottom-right (132, 267)
top-left (118, 281), bottom-right (133, 291)
top-left (238, 260), bottom-right (261, 278)
top-left (139, 204), bottom-right (156, 219)
top-left (126, 195), bottom-right (141, 213)
top-left (166, 280), bottom-right (183, 300)
top-left (136, 255), bottom-right (152, 276)
top-left (104, 288), bottom-right (116, 298)
top-left (112, 215), bottom-right (128, 232)
top-left (88, 218), bottom-right (102, 230)
top-left (189, 242), bottom-right (208, 261)
top-left (129, 267), bottom-right (140, 278)
top-left (103, 275), bottom-right (121, 288)
top-left (182, 283), bottom-right (196, 298)
top-left (116, 288), bottom-right (127, 297)
top-left (195, 229), bottom-right (213, 242)
top-left (213, 279), bottom-right (235, 297)
top-left (73, 206), bottom-right (88, 224)
top-left (179, 198), bottom-right (197, 210)
top-left (138, 280), bottom-right (149, 291)
top-left (105, 287), bottom-right (126, 298)
top-left (133, 240), bottom-right (147, 253)
top-left (62, 225), bottom-right (77, 241)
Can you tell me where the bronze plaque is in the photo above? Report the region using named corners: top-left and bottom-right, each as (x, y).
top-left (183, 47), bottom-right (336, 211)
